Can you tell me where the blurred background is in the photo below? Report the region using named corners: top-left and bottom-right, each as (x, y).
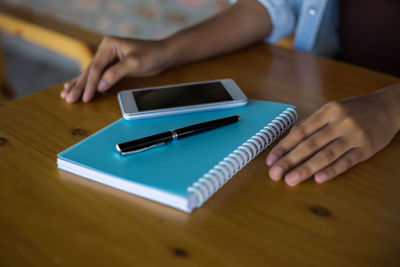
top-left (0, 0), bottom-right (231, 103)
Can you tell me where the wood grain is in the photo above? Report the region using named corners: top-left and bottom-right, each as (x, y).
top-left (0, 44), bottom-right (399, 266)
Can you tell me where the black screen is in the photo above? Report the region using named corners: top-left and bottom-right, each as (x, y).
top-left (133, 82), bottom-right (233, 111)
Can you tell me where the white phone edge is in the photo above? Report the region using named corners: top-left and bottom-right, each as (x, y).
top-left (117, 79), bottom-right (248, 120)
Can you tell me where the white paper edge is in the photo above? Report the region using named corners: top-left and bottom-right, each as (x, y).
top-left (57, 158), bottom-right (192, 213)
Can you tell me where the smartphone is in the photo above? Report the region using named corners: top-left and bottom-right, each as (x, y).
top-left (117, 79), bottom-right (248, 119)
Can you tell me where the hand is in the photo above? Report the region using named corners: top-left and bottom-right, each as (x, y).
top-left (266, 85), bottom-right (400, 186)
top-left (61, 36), bottom-right (171, 103)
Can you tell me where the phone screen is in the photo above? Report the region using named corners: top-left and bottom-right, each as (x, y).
top-left (133, 82), bottom-right (233, 111)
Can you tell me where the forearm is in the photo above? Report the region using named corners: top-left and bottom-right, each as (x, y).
top-left (164, 0), bottom-right (272, 68)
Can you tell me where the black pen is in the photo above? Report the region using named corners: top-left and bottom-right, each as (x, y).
top-left (116, 115), bottom-right (240, 155)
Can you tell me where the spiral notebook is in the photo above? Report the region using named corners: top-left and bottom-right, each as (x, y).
top-left (57, 100), bottom-right (297, 213)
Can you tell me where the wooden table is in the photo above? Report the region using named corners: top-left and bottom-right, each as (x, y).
top-left (1, 44), bottom-right (399, 266)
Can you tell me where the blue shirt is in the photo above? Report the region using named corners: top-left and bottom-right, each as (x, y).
top-left (258, 0), bottom-right (340, 56)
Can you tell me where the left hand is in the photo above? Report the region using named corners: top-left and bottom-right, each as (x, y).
top-left (266, 84), bottom-right (400, 186)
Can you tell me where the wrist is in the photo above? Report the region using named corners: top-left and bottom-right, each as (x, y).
top-left (380, 83), bottom-right (400, 132)
top-left (162, 35), bottom-right (183, 70)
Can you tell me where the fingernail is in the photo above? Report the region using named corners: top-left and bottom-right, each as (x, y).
top-left (269, 166), bottom-right (283, 181)
top-left (66, 95), bottom-right (74, 103)
top-left (64, 83), bottom-right (69, 89)
top-left (315, 172), bottom-right (328, 184)
top-left (98, 80), bottom-right (107, 91)
top-left (267, 154), bottom-right (277, 166)
top-left (60, 91), bottom-right (66, 98)
top-left (285, 172), bottom-right (300, 186)
top-left (83, 94), bottom-right (91, 103)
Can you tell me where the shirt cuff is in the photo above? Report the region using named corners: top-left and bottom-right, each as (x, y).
top-left (257, 0), bottom-right (296, 43)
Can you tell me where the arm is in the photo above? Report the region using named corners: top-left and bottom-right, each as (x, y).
top-left (266, 84), bottom-right (400, 186)
top-left (165, 0), bottom-right (272, 68)
top-left (61, 0), bottom-right (273, 103)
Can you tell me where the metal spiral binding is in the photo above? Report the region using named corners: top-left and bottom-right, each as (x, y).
top-left (187, 108), bottom-right (297, 208)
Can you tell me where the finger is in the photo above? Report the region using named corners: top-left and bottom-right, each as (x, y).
top-left (65, 70), bottom-right (89, 103)
top-left (64, 78), bottom-right (77, 90)
top-left (61, 78), bottom-right (78, 98)
top-left (314, 149), bottom-right (364, 184)
top-left (83, 44), bottom-right (116, 102)
top-left (283, 138), bottom-right (349, 186)
top-left (267, 102), bottom-right (340, 166)
top-left (97, 57), bottom-right (139, 92)
top-left (268, 125), bottom-right (338, 181)
top-left (267, 115), bottom-right (327, 166)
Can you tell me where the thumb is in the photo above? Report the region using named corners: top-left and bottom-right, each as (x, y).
top-left (97, 57), bottom-right (139, 92)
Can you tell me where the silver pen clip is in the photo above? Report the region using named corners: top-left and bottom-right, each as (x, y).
top-left (117, 142), bottom-right (167, 155)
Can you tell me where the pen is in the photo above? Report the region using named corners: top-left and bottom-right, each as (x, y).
top-left (116, 115), bottom-right (240, 155)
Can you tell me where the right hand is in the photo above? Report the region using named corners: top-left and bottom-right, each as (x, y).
top-left (61, 36), bottom-right (171, 103)
top-left (266, 84), bottom-right (400, 186)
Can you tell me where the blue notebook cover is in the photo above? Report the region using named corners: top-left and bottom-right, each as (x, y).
top-left (57, 100), bottom-right (296, 212)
